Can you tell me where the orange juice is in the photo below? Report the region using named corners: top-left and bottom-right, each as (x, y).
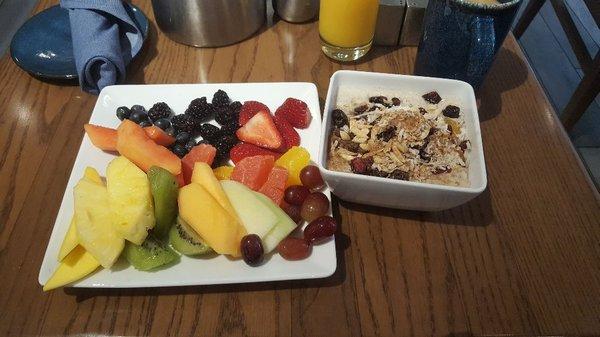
top-left (319, 0), bottom-right (379, 48)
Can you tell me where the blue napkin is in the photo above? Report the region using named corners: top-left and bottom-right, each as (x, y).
top-left (60, 0), bottom-right (144, 94)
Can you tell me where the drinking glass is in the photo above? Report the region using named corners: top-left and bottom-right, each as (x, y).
top-left (319, 0), bottom-right (379, 62)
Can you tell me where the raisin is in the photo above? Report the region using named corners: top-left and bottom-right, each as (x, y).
top-left (392, 97), bottom-right (401, 106)
top-left (368, 105), bottom-right (379, 112)
top-left (459, 140), bottom-right (470, 151)
top-left (332, 109), bottom-right (349, 128)
top-left (354, 104), bottom-right (368, 113)
top-left (368, 168), bottom-right (389, 178)
top-left (419, 140), bottom-right (431, 162)
top-left (369, 96), bottom-right (387, 105)
top-left (419, 107), bottom-right (428, 115)
top-left (338, 140), bottom-right (360, 153)
top-left (377, 126), bottom-right (397, 142)
top-left (442, 105), bottom-right (460, 118)
top-left (389, 169), bottom-right (409, 180)
top-left (422, 91), bottom-right (442, 104)
top-left (350, 157), bottom-right (373, 174)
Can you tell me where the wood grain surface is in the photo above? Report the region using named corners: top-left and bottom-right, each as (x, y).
top-left (1, 1), bottom-right (599, 336)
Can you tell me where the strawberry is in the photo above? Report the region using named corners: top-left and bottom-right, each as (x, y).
top-left (230, 142), bottom-right (282, 164)
top-left (239, 101), bottom-right (270, 126)
top-left (274, 98), bottom-right (312, 129)
top-left (273, 114), bottom-right (300, 152)
top-left (236, 110), bottom-right (283, 149)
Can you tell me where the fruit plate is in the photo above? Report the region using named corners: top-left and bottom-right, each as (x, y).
top-left (38, 82), bottom-right (337, 288)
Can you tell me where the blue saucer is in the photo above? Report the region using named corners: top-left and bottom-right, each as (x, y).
top-left (10, 4), bottom-right (149, 80)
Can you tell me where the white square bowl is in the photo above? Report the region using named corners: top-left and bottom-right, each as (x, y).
top-left (317, 71), bottom-right (487, 211)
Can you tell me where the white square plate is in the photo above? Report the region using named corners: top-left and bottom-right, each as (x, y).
top-left (39, 83), bottom-right (337, 288)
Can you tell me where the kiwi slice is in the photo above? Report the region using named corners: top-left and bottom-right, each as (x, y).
top-left (124, 235), bottom-right (179, 271)
top-left (148, 166), bottom-right (178, 238)
top-left (169, 217), bottom-right (212, 256)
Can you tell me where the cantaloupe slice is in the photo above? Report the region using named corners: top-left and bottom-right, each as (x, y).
top-left (84, 124), bottom-right (118, 152)
top-left (144, 126), bottom-right (175, 147)
top-left (117, 120), bottom-right (181, 175)
top-left (178, 184), bottom-right (242, 257)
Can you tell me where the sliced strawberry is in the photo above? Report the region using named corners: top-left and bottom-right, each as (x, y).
top-left (236, 110), bottom-right (282, 149)
top-left (239, 101), bottom-right (270, 126)
top-left (274, 98), bottom-right (312, 129)
top-left (230, 142), bottom-right (282, 164)
top-left (273, 114), bottom-right (300, 152)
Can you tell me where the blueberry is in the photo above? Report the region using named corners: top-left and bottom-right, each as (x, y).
top-left (172, 144), bottom-right (188, 158)
top-left (139, 120), bottom-right (152, 127)
top-left (155, 118), bottom-right (171, 131)
top-left (131, 104), bottom-right (146, 114)
top-left (165, 127), bottom-right (176, 137)
top-left (130, 111), bottom-right (147, 123)
top-left (185, 139), bottom-right (196, 152)
top-left (176, 132), bottom-right (191, 144)
top-left (116, 106), bottom-right (131, 121)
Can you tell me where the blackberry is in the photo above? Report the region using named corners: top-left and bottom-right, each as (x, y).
top-left (220, 122), bottom-right (239, 136)
top-left (116, 106), bottom-right (131, 120)
top-left (230, 101), bottom-right (242, 114)
top-left (214, 135), bottom-right (237, 159)
top-left (212, 89), bottom-right (230, 108)
top-left (198, 123), bottom-right (221, 140)
top-left (214, 105), bottom-right (237, 125)
top-left (148, 102), bottom-right (173, 121)
top-left (171, 114), bottom-right (196, 133)
top-left (185, 97), bottom-right (214, 121)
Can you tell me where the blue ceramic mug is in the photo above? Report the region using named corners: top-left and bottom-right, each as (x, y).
top-left (414, 0), bottom-right (522, 89)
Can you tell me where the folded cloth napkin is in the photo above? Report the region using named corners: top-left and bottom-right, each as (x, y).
top-left (60, 0), bottom-right (144, 94)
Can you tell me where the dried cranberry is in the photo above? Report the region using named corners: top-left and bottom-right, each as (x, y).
top-left (354, 104), bottom-right (368, 113)
top-left (331, 109), bottom-right (349, 128)
top-left (392, 97), bottom-right (401, 106)
top-left (442, 105), bottom-right (460, 118)
top-left (377, 126), bottom-right (397, 142)
top-left (350, 157), bottom-right (373, 174)
top-left (422, 91), bottom-right (442, 104)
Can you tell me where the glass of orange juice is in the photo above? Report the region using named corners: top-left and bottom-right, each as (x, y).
top-left (319, 0), bottom-right (379, 61)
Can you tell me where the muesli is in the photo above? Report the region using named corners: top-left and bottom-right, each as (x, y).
top-left (327, 88), bottom-right (470, 187)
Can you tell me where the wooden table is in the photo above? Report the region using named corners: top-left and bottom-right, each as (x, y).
top-left (1, 1), bottom-right (599, 336)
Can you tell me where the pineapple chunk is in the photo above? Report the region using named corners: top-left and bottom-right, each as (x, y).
top-left (44, 246), bottom-right (100, 291)
top-left (74, 170), bottom-right (124, 268)
top-left (57, 216), bottom-right (78, 261)
top-left (106, 156), bottom-right (155, 245)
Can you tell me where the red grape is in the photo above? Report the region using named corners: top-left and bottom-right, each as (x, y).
top-left (284, 185), bottom-right (310, 205)
top-left (240, 234), bottom-right (263, 266)
top-left (277, 237), bottom-right (311, 260)
top-left (300, 165), bottom-right (325, 190)
top-left (281, 203), bottom-right (303, 224)
top-left (304, 216), bottom-right (337, 243)
top-left (300, 192), bottom-right (329, 222)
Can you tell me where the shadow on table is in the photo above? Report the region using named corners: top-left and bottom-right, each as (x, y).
top-left (63, 198), bottom-right (351, 302)
top-left (337, 186), bottom-right (495, 228)
top-left (477, 47), bottom-right (529, 121)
